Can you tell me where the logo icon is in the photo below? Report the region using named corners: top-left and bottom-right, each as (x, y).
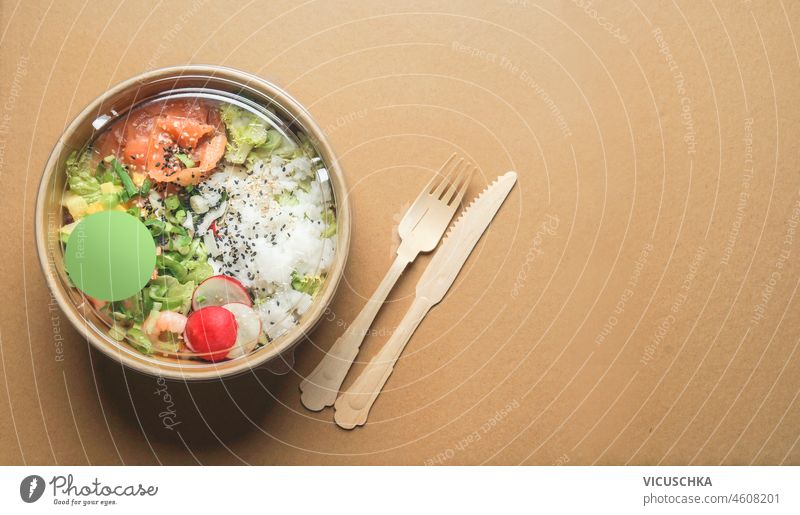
top-left (20, 475), bottom-right (45, 503)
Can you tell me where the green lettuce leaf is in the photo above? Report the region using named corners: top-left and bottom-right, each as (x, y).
top-left (321, 209), bottom-right (337, 238)
top-left (220, 104), bottom-right (269, 164)
top-left (65, 150), bottom-right (101, 203)
top-left (291, 272), bottom-right (323, 296)
top-left (147, 275), bottom-right (194, 313)
top-left (185, 260), bottom-right (213, 283)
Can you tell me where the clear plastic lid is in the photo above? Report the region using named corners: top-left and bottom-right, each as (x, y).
top-left (59, 88), bottom-right (338, 363)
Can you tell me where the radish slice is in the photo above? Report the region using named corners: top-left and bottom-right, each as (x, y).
top-left (192, 275), bottom-right (252, 310)
top-left (223, 302), bottom-right (262, 359)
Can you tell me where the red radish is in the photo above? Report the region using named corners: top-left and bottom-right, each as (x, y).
top-left (184, 306), bottom-right (238, 362)
top-left (222, 302), bottom-right (262, 359)
top-left (192, 275), bottom-right (252, 310)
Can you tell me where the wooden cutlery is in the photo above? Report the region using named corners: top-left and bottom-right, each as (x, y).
top-left (300, 154), bottom-right (474, 411)
top-left (299, 151), bottom-right (517, 429)
top-left (333, 172), bottom-right (518, 429)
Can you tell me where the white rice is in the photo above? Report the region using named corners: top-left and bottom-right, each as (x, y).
top-left (193, 154), bottom-right (336, 340)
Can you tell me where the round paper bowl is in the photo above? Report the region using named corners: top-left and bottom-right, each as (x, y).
top-left (35, 65), bottom-right (350, 381)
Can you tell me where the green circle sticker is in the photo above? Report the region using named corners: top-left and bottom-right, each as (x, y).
top-left (64, 211), bottom-right (156, 302)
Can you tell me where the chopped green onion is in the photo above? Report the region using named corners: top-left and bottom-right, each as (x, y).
top-left (175, 153), bottom-right (195, 168)
top-left (167, 234), bottom-right (192, 253)
top-left (111, 158), bottom-right (138, 198)
top-left (140, 178), bottom-right (151, 196)
top-left (162, 221), bottom-right (186, 235)
top-left (155, 254), bottom-right (188, 282)
top-left (165, 195), bottom-right (180, 211)
top-left (144, 218), bottom-right (167, 236)
top-left (126, 325), bottom-right (153, 354)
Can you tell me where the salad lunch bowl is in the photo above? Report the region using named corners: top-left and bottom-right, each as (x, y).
top-left (35, 65), bottom-right (350, 381)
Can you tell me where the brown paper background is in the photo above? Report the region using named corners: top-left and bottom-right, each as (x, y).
top-left (1, 0), bottom-right (799, 465)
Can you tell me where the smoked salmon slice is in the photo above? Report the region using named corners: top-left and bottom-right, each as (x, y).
top-left (148, 132), bottom-right (227, 186)
top-left (93, 99), bottom-right (226, 186)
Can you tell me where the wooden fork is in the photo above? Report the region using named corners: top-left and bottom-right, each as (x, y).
top-left (299, 154), bottom-right (474, 410)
